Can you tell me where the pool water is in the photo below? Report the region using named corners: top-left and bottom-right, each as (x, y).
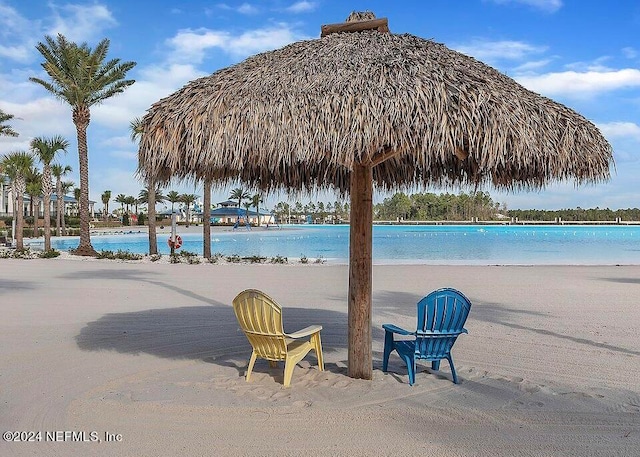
top-left (50, 224), bottom-right (640, 265)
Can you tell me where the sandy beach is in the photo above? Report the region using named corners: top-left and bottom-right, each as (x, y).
top-left (1, 258), bottom-right (638, 456)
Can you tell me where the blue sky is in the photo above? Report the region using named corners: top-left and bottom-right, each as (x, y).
top-left (1, 0), bottom-right (639, 211)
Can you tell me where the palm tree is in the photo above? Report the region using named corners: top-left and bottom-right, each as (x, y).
top-left (115, 193), bottom-right (127, 222)
top-left (131, 116), bottom-right (160, 254)
top-left (229, 187), bottom-right (250, 223)
top-left (61, 181), bottom-right (74, 235)
top-left (0, 152), bottom-right (33, 249)
top-left (30, 34), bottom-right (136, 256)
top-left (251, 193), bottom-right (263, 227)
top-left (124, 196), bottom-right (136, 214)
top-left (31, 135), bottom-right (69, 251)
top-left (101, 190), bottom-right (111, 221)
top-left (166, 190), bottom-right (182, 214)
top-left (181, 193), bottom-right (197, 227)
top-left (202, 180), bottom-right (212, 259)
top-left (51, 164), bottom-right (72, 235)
top-left (243, 201), bottom-right (252, 227)
top-left (25, 169), bottom-right (42, 235)
top-left (138, 186), bottom-right (165, 206)
top-left (0, 109), bottom-right (18, 137)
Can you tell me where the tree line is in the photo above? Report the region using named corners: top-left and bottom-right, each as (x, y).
top-left (373, 191), bottom-right (503, 221)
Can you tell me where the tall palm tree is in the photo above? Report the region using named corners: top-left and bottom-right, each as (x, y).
top-left (61, 181), bottom-right (74, 235)
top-left (166, 190), bottom-right (182, 214)
top-left (51, 164), bottom-right (72, 235)
top-left (131, 116), bottom-right (159, 254)
top-left (101, 190), bottom-right (111, 221)
top-left (203, 180), bottom-right (212, 259)
top-left (229, 187), bottom-right (250, 223)
top-left (115, 193), bottom-right (126, 222)
top-left (251, 193), bottom-right (263, 227)
top-left (31, 135), bottom-right (69, 251)
top-left (138, 186), bottom-right (165, 206)
top-left (0, 152), bottom-right (33, 249)
top-left (25, 169), bottom-right (42, 235)
top-left (30, 34), bottom-right (136, 255)
top-left (0, 109), bottom-right (18, 137)
top-left (124, 196), bottom-right (136, 214)
top-left (181, 193), bottom-right (197, 227)
top-left (243, 201), bottom-right (252, 226)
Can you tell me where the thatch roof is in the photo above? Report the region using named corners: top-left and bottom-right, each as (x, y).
top-left (138, 14), bottom-right (613, 193)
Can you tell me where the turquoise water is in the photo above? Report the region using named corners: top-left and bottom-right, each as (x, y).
top-left (48, 224), bottom-right (640, 265)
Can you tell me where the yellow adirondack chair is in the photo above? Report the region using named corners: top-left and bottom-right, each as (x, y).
top-left (232, 289), bottom-right (324, 387)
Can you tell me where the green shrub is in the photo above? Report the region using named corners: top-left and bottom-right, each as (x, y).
top-left (300, 254), bottom-right (308, 264)
top-left (226, 254), bottom-right (241, 263)
top-left (122, 213), bottom-right (130, 226)
top-left (243, 255), bottom-right (267, 263)
top-left (96, 249), bottom-right (142, 260)
top-left (149, 254), bottom-right (162, 262)
top-left (207, 252), bottom-right (224, 264)
top-left (314, 256), bottom-right (326, 264)
top-left (269, 255), bottom-right (288, 264)
top-left (39, 249), bottom-right (60, 258)
top-left (0, 247), bottom-right (32, 259)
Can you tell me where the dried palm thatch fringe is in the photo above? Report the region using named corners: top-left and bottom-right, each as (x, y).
top-left (138, 13), bottom-right (613, 194)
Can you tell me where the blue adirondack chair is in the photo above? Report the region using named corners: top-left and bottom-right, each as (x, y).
top-left (382, 288), bottom-right (472, 385)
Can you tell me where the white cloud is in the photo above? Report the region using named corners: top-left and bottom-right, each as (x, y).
top-left (0, 97), bottom-right (74, 146)
top-left (597, 122), bottom-right (640, 141)
top-left (46, 4), bottom-right (117, 43)
top-left (488, 0), bottom-right (563, 13)
top-left (286, 1), bottom-right (317, 13)
top-left (167, 29), bottom-right (228, 63)
top-left (237, 3), bottom-right (259, 15)
top-left (516, 69), bottom-right (640, 96)
top-left (513, 59), bottom-right (553, 73)
top-left (0, 4), bottom-right (38, 63)
top-left (93, 63), bottom-right (206, 129)
top-left (167, 24), bottom-right (309, 61)
top-left (453, 40), bottom-right (547, 62)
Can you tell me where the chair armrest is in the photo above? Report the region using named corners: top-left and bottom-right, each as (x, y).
top-left (286, 325), bottom-right (322, 339)
top-left (382, 324), bottom-right (414, 336)
top-left (416, 329), bottom-right (467, 337)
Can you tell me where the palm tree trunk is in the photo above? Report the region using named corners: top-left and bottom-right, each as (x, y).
top-left (15, 178), bottom-right (25, 250)
top-left (61, 199), bottom-right (67, 236)
top-left (42, 166), bottom-right (52, 251)
top-left (73, 107), bottom-right (96, 255)
top-left (203, 180), bottom-right (211, 259)
top-left (56, 178), bottom-right (62, 237)
top-left (147, 179), bottom-right (157, 255)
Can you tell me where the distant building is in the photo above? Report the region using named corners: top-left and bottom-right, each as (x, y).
top-left (0, 179), bottom-right (95, 219)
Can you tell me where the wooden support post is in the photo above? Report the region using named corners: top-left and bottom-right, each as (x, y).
top-left (348, 163), bottom-right (373, 380)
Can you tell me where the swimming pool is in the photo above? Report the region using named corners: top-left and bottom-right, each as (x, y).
top-left (48, 224), bottom-right (640, 265)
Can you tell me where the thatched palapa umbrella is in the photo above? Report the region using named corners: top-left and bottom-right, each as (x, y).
top-left (138, 12), bottom-right (613, 380)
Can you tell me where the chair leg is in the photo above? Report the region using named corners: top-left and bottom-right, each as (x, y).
top-left (400, 355), bottom-right (416, 386)
top-left (447, 355), bottom-right (459, 384)
top-left (311, 332), bottom-right (324, 371)
top-left (431, 360), bottom-right (441, 371)
top-left (283, 358), bottom-right (296, 387)
top-left (246, 351), bottom-right (258, 382)
top-left (269, 361), bottom-right (278, 368)
top-left (382, 331), bottom-right (394, 372)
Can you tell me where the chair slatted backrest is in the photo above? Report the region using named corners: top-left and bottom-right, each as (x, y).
top-left (415, 288), bottom-right (472, 360)
top-left (233, 289), bottom-right (288, 360)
